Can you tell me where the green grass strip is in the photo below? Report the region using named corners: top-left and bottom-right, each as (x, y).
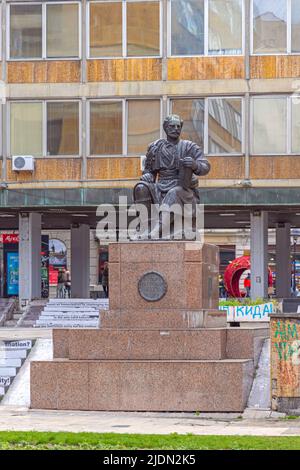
top-left (0, 432), bottom-right (299, 450)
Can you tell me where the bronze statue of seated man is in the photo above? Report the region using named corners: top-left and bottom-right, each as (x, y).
top-left (133, 114), bottom-right (211, 239)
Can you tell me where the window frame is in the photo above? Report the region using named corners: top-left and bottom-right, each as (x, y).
top-left (8, 100), bottom-right (81, 157)
top-left (87, 0), bottom-right (162, 59)
top-left (87, 98), bottom-right (162, 157)
top-left (168, 0), bottom-right (245, 58)
top-left (250, 0), bottom-right (300, 56)
top-left (250, 95), bottom-right (289, 155)
top-left (168, 96), bottom-right (245, 156)
top-left (87, 98), bottom-right (125, 157)
top-left (7, 1), bottom-right (82, 61)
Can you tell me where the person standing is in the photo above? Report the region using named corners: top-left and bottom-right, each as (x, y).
top-left (102, 262), bottom-right (109, 298)
top-left (57, 268), bottom-right (66, 298)
top-left (244, 273), bottom-right (251, 298)
top-left (64, 268), bottom-right (71, 298)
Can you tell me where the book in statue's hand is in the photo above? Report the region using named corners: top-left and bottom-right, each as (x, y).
top-left (179, 159), bottom-right (193, 190)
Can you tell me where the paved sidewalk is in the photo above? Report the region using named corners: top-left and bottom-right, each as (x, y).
top-left (0, 407), bottom-right (299, 436)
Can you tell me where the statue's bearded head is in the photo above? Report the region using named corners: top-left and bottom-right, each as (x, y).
top-left (163, 114), bottom-right (183, 141)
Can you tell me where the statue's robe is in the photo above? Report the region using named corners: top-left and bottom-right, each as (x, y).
top-left (134, 138), bottom-right (210, 209)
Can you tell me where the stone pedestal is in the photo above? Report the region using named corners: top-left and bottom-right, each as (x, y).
top-left (31, 242), bottom-right (268, 412)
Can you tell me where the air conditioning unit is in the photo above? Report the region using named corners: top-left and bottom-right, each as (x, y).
top-left (12, 156), bottom-right (35, 171)
top-left (140, 155), bottom-right (146, 171)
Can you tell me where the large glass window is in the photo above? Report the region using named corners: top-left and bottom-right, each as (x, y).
top-left (208, 98), bottom-right (242, 154)
top-left (89, 0), bottom-right (160, 57)
top-left (127, 1), bottom-right (160, 56)
top-left (292, 0), bottom-right (300, 53)
top-left (47, 102), bottom-right (79, 156)
top-left (90, 101), bottom-right (123, 155)
top-left (253, 0), bottom-right (287, 53)
top-left (10, 103), bottom-right (43, 156)
top-left (171, 0), bottom-right (243, 56)
top-left (47, 4), bottom-right (79, 58)
top-left (10, 4), bottom-right (42, 59)
top-left (171, 99), bottom-right (204, 147)
top-left (89, 2), bottom-right (122, 57)
top-left (252, 97), bottom-right (287, 154)
top-left (292, 98), bottom-right (300, 153)
top-left (171, 0), bottom-right (204, 55)
top-left (127, 100), bottom-right (161, 154)
top-left (9, 3), bottom-right (80, 59)
top-left (208, 0), bottom-right (242, 55)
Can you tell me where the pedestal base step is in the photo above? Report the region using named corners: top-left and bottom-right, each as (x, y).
top-left (100, 309), bottom-right (226, 329)
top-left (31, 359), bottom-right (253, 412)
top-left (60, 328), bottom-right (227, 361)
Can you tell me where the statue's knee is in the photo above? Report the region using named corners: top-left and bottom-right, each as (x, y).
top-left (134, 184), bottom-right (152, 203)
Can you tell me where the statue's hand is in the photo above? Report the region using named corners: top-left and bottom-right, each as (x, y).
top-left (183, 157), bottom-right (197, 171)
top-left (141, 173), bottom-right (154, 183)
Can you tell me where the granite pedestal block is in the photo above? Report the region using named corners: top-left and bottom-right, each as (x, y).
top-left (31, 359), bottom-right (253, 412)
top-left (31, 241), bottom-right (266, 412)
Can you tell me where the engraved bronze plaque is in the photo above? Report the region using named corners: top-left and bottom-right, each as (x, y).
top-left (138, 271), bottom-right (167, 302)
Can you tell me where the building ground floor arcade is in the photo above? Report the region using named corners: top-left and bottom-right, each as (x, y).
top-left (0, 186), bottom-right (299, 304)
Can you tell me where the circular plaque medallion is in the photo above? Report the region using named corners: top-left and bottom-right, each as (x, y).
top-left (138, 271), bottom-right (167, 302)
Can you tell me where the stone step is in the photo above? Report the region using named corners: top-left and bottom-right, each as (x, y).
top-left (59, 328), bottom-right (227, 361)
top-left (35, 320), bottom-right (98, 328)
top-left (0, 358), bottom-right (22, 367)
top-left (0, 349), bottom-right (28, 359)
top-left (0, 340), bottom-right (32, 350)
top-left (43, 307), bottom-right (100, 312)
top-left (0, 366), bottom-right (17, 376)
top-left (31, 359), bottom-right (254, 412)
top-left (48, 300), bottom-right (108, 304)
top-left (40, 314), bottom-right (99, 320)
top-left (13, 314), bottom-right (22, 319)
top-left (100, 309), bottom-right (227, 329)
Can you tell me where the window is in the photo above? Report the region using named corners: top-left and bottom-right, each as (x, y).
top-left (127, 100), bottom-right (161, 154)
top-left (9, 3), bottom-right (80, 59)
top-left (208, 0), bottom-right (243, 55)
top-left (291, 0), bottom-right (300, 53)
top-left (10, 102), bottom-right (43, 156)
top-left (252, 97), bottom-right (287, 154)
top-left (47, 102), bottom-right (79, 155)
top-left (171, 0), bottom-right (204, 55)
top-left (127, 2), bottom-right (160, 56)
top-left (90, 101), bottom-right (123, 155)
top-left (89, 2), bottom-right (122, 57)
top-left (291, 97), bottom-right (300, 153)
top-left (171, 99), bottom-right (204, 147)
top-left (208, 98), bottom-right (242, 153)
top-left (252, 0), bottom-right (287, 54)
top-left (170, 0), bottom-right (243, 56)
top-left (89, 99), bottom-right (161, 156)
top-left (10, 4), bottom-right (42, 59)
top-left (89, 1), bottom-right (161, 58)
top-left (171, 97), bottom-right (243, 155)
top-left (252, 0), bottom-right (300, 54)
top-left (47, 4), bottom-right (79, 58)
top-left (10, 101), bottom-right (80, 157)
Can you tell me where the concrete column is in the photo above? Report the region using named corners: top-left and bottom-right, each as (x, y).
top-left (19, 213), bottom-right (41, 306)
top-left (71, 224), bottom-right (90, 298)
top-left (250, 211), bottom-right (268, 299)
top-left (276, 223), bottom-right (291, 298)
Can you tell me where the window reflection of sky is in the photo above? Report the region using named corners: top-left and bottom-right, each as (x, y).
top-left (253, 0), bottom-right (286, 21)
top-left (175, 0), bottom-right (204, 38)
top-left (292, 0), bottom-right (300, 24)
top-left (172, 0), bottom-right (204, 54)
